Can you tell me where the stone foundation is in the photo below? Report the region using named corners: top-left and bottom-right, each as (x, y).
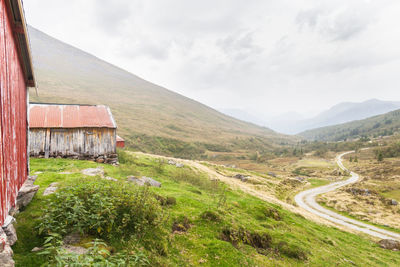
top-left (30, 153), bottom-right (119, 165)
top-left (0, 176), bottom-right (39, 267)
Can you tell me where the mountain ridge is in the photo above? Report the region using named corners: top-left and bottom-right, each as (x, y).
top-left (264, 99), bottom-right (400, 134)
top-left (299, 108), bottom-right (400, 141)
top-left (28, 26), bottom-right (293, 157)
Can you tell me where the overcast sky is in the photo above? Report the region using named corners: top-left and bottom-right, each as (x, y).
top-left (23, 0), bottom-right (400, 118)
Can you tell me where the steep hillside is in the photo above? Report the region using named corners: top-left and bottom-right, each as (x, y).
top-left (28, 26), bottom-right (292, 157)
top-left (299, 109), bottom-right (400, 141)
top-left (268, 99), bottom-right (400, 134)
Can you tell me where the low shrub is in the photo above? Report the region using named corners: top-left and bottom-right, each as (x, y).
top-left (155, 195), bottom-right (177, 206)
top-left (200, 210), bottom-right (221, 222)
top-left (39, 234), bottom-right (150, 266)
top-left (220, 226), bottom-right (272, 250)
top-left (38, 178), bottom-right (166, 242)
top-left (276, 241), bottom-right (308, 260)
top-left (172, 216), bottom-right (191, 233)
top-left (117, 149), bottom-right (136, 165)
top-left (262, 208), bottom-right (282, 221)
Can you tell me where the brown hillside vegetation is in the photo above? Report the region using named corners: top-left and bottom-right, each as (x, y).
top-left (28, 26), bottom-right (295, 158)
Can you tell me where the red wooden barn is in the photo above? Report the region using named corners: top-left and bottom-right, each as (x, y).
top-left (0, 0), bottom-right (35, 225)
top-left (116, 135), bottom-right (125, 148)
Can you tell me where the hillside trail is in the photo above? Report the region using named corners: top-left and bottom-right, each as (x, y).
top-left (295, 151), bottom-right (400, 241)
top-left (133, 152), bottom-right (399, 240)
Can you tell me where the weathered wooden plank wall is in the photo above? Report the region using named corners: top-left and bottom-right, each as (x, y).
top-left (29, 128), bottom-right (116, 157)
top-left (0, 0), bottom-right (29, 225)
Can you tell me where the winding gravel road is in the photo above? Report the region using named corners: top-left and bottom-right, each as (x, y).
top-left (295, 151), bottom-right (400, 240)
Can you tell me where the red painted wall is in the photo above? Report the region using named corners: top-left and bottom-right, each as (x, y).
top-left (0, 0), bottom-right (29, 225)
top-left (116, 140), bottom-right (125, 148)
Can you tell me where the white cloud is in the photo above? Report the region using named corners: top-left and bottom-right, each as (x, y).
top-left (23, 0), bottom-right (400, 118)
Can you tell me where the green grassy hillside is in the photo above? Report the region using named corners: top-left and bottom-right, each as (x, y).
top-left (28, 26), bottom-right (293, 158)
top-left (13, 154), bottom-right (400, 266)
top-left (299, 109), bottom-right (400, 141)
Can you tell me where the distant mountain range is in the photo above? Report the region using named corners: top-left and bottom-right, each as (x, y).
top-left (27, 26), bottom-right (293, 157)
top-left (299, 108), bottom-right (400, 141)
top-left (222, 99), bottom-right (400, 135)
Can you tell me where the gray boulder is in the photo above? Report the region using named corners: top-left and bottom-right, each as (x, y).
top-left (63, 232), bottom-right (81, 245)
top-left (378, 239), bottom-right (400, 250)
top-left (2, 217), bottom-right (17, 246)
top-left (31, 247), bottom-right (43, 252)
top-left (62, 245), bottom-right (88, 255)
top-left (127, 176), bottom-right (145, 186)
top-left (168, 160), bottom-right (177, 165)
top-left (127, 176), bottom-right (161, 187)
top-left (16, 182), bottom-right (39, 209)
top-left (103, 176), bottom-right (118, 182)
top-left (390, 199), bottom-right (398, 206)
top-left (0, 237), bottom-right (14, 267)
top-left (141, 176), bottom-right (162, 187)
top-left (81, 167), bottom-right (104, 177)
top-left (268, 172), bottom-right (277, 177)
top-left (233, 174), bottom-right (249, 182)
top-left (43, 183), bottom-right (59, 196)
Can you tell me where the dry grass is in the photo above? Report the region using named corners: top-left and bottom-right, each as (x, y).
top-left (320, 147), bottom-right (400, 229)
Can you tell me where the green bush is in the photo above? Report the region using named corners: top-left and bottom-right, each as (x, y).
top-left (38, 179), bottom-right (165, 242)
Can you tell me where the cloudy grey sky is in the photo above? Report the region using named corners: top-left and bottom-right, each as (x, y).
top-left (23, 0), bottom-right (400, 118)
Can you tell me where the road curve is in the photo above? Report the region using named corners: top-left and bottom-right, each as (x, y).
top-left (295, 151), bottom-right (400, 240)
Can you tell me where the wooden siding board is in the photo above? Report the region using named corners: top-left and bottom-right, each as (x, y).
top-left (29, 128), bottom-right (116, 157)
top-left (0, 0), bottom-right (28, 225)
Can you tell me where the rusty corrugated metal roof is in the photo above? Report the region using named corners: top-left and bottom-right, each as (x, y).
top-left (29, 104), bottom-right (117, 128)
top-left (116, 135), bottom-right (124, 142)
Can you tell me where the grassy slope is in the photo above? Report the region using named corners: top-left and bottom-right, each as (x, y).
top-left (28, 26), bottom-right (293, 156)
top-left (13, 155), bottom-right (400, 266)
top-left (299, 109), bottom-right (400, 141)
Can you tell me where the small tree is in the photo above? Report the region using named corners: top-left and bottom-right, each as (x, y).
top-left (349, 157), bottom-right (353, 162)
top-left (377, 152), bottom-right (383, 162)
